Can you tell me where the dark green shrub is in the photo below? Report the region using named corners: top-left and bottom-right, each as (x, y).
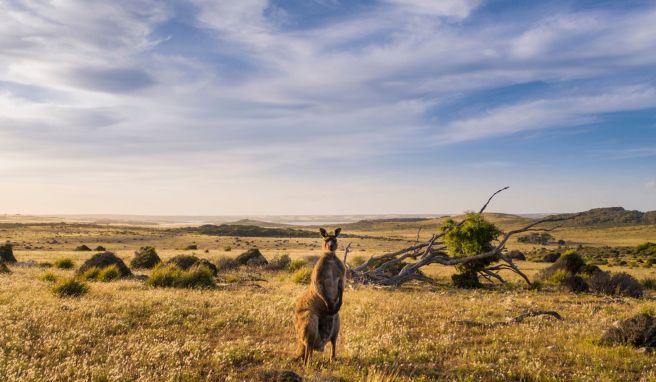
top-left (0, 243), bottom-right (16, 263)
top-left (131, 246), bottom-right (161, 269)
top-left (542, 252), bottom-right (561, 263)
top-left (94, 246), bottom-right (106, 251)
top-left (0, 262), bottom-right (10, 274)
top-left (147, 264), bottom-right (215, 289)
top-left (77, 252), bottom-right (131, 277)
top-left (185, 244), bottom-right (198, 250)
top-left (52, 278), bottom-right (89, 297)
top-left (600, 313), bottom-right (656, 348)
top-left (442, 213), bottom-right (501, 288)
top-left (561, 275), bottom-right (588, 293)
top-left (224, 246), bottom-right (232, 252)
top-left (589, 271), bottom-right (644, 297)
top-left (75, 245), bottom-right (91, 251)
top-left (54, 258), bottom-right (74, 269)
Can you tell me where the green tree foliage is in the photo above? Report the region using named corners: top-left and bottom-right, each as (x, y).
top-left (442, 213), bottom-right (501, 288)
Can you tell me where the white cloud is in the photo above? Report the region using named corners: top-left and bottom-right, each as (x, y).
top-left (1, 0), bottom-right (656, 213)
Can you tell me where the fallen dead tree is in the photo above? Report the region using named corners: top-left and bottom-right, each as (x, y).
top-left (342, 187), bottom-right (583, 287)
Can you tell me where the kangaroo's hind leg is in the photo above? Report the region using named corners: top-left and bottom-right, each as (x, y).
top-left (330, 314), bottom-right (340, 361)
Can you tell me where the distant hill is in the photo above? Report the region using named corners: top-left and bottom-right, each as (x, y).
top-left (226, 219), bottom-right (289, 228)
top-left (548, 207), bottom-right (656, 227)
top-left (189, 224), bottom-right (317, 238)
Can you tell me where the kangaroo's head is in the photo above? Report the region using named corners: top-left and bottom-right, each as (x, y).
top-left (319, 227), bottom-right (341, 252)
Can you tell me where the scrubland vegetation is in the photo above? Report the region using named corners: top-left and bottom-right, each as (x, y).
top-left (0, 211), bottom-right (655, 381)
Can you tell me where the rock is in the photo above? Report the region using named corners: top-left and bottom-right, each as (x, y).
top-left (77, 252), bottom-right (132, 277)
top-left (236, 248), bottom-right (268, 266)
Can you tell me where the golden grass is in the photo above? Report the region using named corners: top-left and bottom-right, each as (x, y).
top-left (1, 222), bottom-right (656, 381)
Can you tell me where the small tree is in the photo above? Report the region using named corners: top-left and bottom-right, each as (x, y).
top-left (442, 213), bottom-right (501, 288)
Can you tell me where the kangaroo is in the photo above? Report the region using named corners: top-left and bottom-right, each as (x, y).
top-left (294, 228), bottom-right (345, 365)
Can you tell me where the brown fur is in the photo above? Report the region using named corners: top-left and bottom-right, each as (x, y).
top-left (294, 228), bottom-right (345, 365)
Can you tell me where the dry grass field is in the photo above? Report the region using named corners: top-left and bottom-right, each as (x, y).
top-left (1, 217), bottom-right (656, 381)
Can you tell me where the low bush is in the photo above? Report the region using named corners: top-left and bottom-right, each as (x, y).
top-left (81, 267), bottom-right (101, 281)
top-left (601, 313), bottom-right (656, 348)
top-left (75, 245), bottom-right (92, 251)
top-left (147, 264), bottom-right (215, 289)
top-left (54, 258), bottom-right (74, 269)
top-left (216, 255), bottom-right (239, 271)
top-left (52, 278), bottom-right (89, 297)
top-left (39, 271), bottom-right (58, 282)
top-left (291, 267), bottom-right (312, 284)
top-left (131, 246), bottom-right (161, 269)
top-left (224, 246), bottom-right (232, 252)
top-left (641, 277), bottom-right (656, 290)
top-left (0, 262), bottom-right (10, 274)
top-left (287, 259), bottom-right (307, 272)
top-left (266, 254), bottom-right (291, 271)
top-left (589, 271), bottom-right (643, 297)
top-left (77, 252), bottom-right (132, 277)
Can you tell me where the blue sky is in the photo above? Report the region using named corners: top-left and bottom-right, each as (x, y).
top-left (0, 0), bottom-right (654, 215)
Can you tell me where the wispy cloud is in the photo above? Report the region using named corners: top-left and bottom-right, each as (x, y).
top-left (0, 0), bottom-right (655, 213)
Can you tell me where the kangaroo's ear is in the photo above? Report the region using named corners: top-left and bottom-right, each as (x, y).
top-left (319, 227), bottom-right (327, 238)
top-left (334, 228), bottom-right (342, 237)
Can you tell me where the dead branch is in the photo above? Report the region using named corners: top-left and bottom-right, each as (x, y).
top-left (451, 310), bottom-right (563, 329)
top-left (347, 186), bottom-right (586, 287)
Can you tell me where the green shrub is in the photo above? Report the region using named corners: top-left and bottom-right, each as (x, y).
top-left (54, 258), bottom-right (74, 269)
top-left (97, 265), bottom-right (120, 282)
top-left (52, 278), bottom-right (89, 297)
top-left (81, 267), bottom-right (101, 281)
top-left (547, 269), bottom-right (570, 284)
top-left (442, 213), bottom-right (500, 288)
top-left (349, 255), bottom-right (366, 268)
top-left (81, 265), bottom-right (121, 282)
top-left (0, 262), bottom-right (10, 274)
top-left (288, 259), bottom-right (308, 273)
top-left (291, 267), bottom-right (312, 284)
top-left (147, 264), bottom-right (215, 289)
top-left (39, 271), bottom-right (58, 282)
top-left (130, 246), bottom-right (161, 269)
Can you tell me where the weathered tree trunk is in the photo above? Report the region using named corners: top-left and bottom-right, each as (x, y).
top-left (343, 187), bottom-right (583, 287)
